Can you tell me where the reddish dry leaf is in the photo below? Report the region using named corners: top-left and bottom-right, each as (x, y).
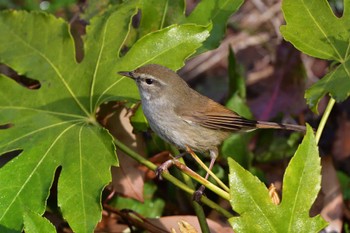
top-left (102, 106), bottom-right (146, 202)
top-left (318, 156), bottom-right (343, 232)
top-left (111, 154), bottom-right (145, 202)
top-left (95, 212), bottom-right (129, 233)
top-left (332, 112), bottom-right (350, 161)
top-left (139, 151), bottom-right (172, 180)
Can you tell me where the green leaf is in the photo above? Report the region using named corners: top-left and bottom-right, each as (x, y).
top-left (9, 0), bottom-right (76, 12)
top-left (221, 133), bottom-right (253, 168)
top-left (225, 46), bottom-right (252, 119)
top-left (110, 182), bottom-right (165, 218)
top-left (130, 105), bottom-right (149, 132)
top-left (138, 0), bottom-right (244, 52)
top-left (226, 93), bottom-right (253, 120)
top-left (337, 171), bottom-right (350, 200)
top-left (79, 0), bottom-right (115, 21)
top-left (23, 211), bottom-right (56, 233)
top-left (116, 23), bottom-right (211, 71)
top-left (280, 0), bottom-right (350, 112)
top-left (228, 125), bottom-right (327, 232)
top-left (228, 46), bottom-right (246, 99)
top-left (186, 0), bottom-right (244, 50)
top-left (138, 0), bottom-right (185, 38)
top-left (222, 47), bottom-right (253, 169)
top-left (0, 2), bottom-right (210, 232)
top-left (254, 131), bottom-right (302, 162)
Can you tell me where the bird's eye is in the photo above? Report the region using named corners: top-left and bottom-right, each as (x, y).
top-left (145, 78), bottom-right (154, 85)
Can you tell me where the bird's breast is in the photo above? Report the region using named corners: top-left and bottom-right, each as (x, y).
top-left (140, 99), bottom-right (230, 152)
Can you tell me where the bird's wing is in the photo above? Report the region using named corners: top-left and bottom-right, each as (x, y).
top-left (176, 99), bottom-right (257, 131)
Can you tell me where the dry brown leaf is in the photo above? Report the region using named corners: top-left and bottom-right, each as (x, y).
top-left (332, 112), bottom-right (350, 161)
top-left (177, 220), bottom-right (198, 233)
top-left (139, 151), bottom-right (172, 180)
top-left (111, 154), bottom-right (145, 202)
top-left (318, 156), bottom-right (343, 232)
top-left (95, 212), bottom-right (129, 233)
top-left (101, 105), bottom-right (146, 202)
top-left (268, 183), bottom-right (280, 205)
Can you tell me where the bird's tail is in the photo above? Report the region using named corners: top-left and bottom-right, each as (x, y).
top-left (256, 121), bottom-right (306, 132)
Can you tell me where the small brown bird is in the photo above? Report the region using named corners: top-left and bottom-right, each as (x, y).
top-left (119, 64), bottom-right (305, 195)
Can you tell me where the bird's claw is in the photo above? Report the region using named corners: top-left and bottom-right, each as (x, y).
top-left (155, 159), bottom-right (174, 180)
top-left (193, 185), bottom-right (206, 202)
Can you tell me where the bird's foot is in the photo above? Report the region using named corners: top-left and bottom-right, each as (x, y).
top-left (193, 185), bottom-right (206, 202)
top-left (155, 159), bottom-right (174, 180)
top-left (155, 152), bottom-right (187, 180)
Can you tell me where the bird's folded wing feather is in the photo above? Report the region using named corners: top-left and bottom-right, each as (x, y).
top-left (176, 100), bottom-right (257, 131)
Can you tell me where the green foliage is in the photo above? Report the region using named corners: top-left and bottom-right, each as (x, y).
top-left (130, 105), bottom-right (149, 132)
top-left (254, 131), bottom-right (302, 162)
top-left (337, 171), bottom-right (350, 200)
top-left (138, 0), bottom-right (244, 52)
top-left (23, 211), bottom-right (56, 233)
top-left (227, 47), bottom-right (246, 100)
top-left (110, 182), bottom-right (165, 218)
top-left (80, 0), bottom-right (124, 21)
top-left (186, 0), bottom-right (244, 51)
top-left (0, 0), bottom-right (245, 231)
top-left (228, 125), bottom-right (327, 232)
top-left (0, 0), bottom-right (77, 12)
top-left (137, 0), bottom-right (185, 38)
top-left (280, 0), bottom-right (350, 113)
top-left (221, 47), bottom-right (254, 169)
top-left (0, 0), bottom-right (217, 232)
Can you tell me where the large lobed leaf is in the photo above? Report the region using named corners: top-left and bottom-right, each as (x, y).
top-left (0, 1), bottom-right (211, 232)
top-left (280, 0), bottom-right (350, 112)
top-left (228, 125), bottom-right (327, 232)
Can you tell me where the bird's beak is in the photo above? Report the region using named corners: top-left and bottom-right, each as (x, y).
top-left (118, 71), bottom-right (135, 80)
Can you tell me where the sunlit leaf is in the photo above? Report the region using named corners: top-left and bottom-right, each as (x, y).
top-left (187, 0), bottom-right (244, 50)
top-left (0, 1), bottom-right (210, 232)
top-left (228, 125), bottom-right (327, 232)
top-left (280, 0), bottom-right (350, 112)
top-left (23, 211), bottom-right (56, 233)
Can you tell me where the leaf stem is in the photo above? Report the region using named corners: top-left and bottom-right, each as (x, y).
top-left (176, 158), bottom-right (210, 233)
top-left (170, 147), bottom-right (210, 232)
top-left (170, 159), bottom-right (230, 200)
top-left (193, 201), bottom-right (211, 233)
top-left (114, 138), bottom-right (233, 218)
top-left (188, 150), bottom-right (230, 192)
top-left (315, 97), bottom-right (335, 144)
top-left (114, 138), bottom-right (157, 170)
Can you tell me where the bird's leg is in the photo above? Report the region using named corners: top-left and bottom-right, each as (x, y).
top-left (193, 159), bottom-right (216, 201)
top-left (185, 146), bottom-right (229, 191)
top-left (188, 147), bottom-right (218, 201)
top-left (155, 152), bottom-right (187, 180)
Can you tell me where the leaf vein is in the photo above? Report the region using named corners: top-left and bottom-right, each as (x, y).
top-left (0, 106), bottom-right (86, 119)
top-left (7, 25), bottom-right (90, 116)
top-left (302, 0), bottom-right (343, 60)
top-left (0, 123), bottom-right (79, 221)
top-left (89, 16), bottom-right (110, 113)
top-left (0, 120), bottom-right (81, 150)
